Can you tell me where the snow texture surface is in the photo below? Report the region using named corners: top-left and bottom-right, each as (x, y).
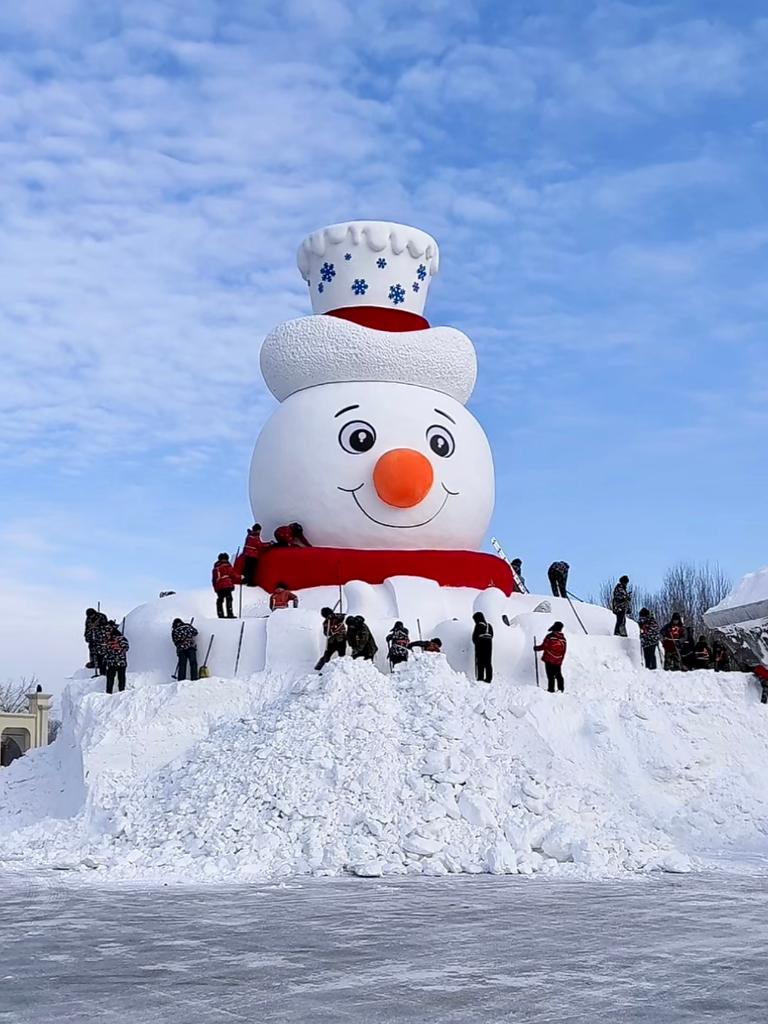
top-left (2, 632), bottom-right (767, 885)
top-left (259, 315), bottom-right (477, 403)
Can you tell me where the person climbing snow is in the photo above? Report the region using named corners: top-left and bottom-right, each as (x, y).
top-left (472, 612), bottom-right (494, 683)
top-left (547, 561), bottom-right (569, 599)
top-left (171, 618), bottom-right (199, 681)
top-left (386, 621), bottom-right (410, 668)
top-left (274, 522), bottom-right (312, 547)
top-left (661, 613), bottom-right (686, 671)
top-left (638, 608), bottom-right (660, 670)
top-left (269, 583), bottom-right (298, 610)
top-left (242, 524), bottom-right (273, 587)
top-left (612, 576), bottom-right (632, 637)
top-left (212, 553), bottom-right (240, 619)
top-left (104, 621), bottom-right (129, 694)
top-left (349, 615), bottom-right (378, 661)
top-left (535, 622), bottom-right (567, 693)
top-left (409, 638), bottom-right (443, 654)
top-left (315, 607), bottom-right (347, 670)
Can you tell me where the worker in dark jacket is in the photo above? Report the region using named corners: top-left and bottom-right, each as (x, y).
top-left (751, 664), bottom-right (768, 704)
top-left (212, 553), bottom-right (240, 619)
top-left (612, 576), bottom-right (632, 636)
top-left (92, 611), bottom-right (110, 676)
top-left (349, 616), bottom-right (378, 661)
top-left (84, 608), bottom-right (100, 668)
top-left (104, 621), bottom-right (129, 694)
top-left (638, 608), bottom-right (660, 669)
top-left (315, 607), bottom-right (347, 670)
top-left (547, 561), bottom-right (569, 598)
top-left (535, 622), bottom-right (567, 693)
top-left (472, 612), bottom-right (494, 682)
top-left (386, 622), bottom-right (410, 668)
top-left (661, 613), bottom-right (686, 671)
top-left (171, 618), bottom-right (198, 681)
top-left (691, 636), bottom-right (712, 670)
top-left (242, 524), bottom-right (273, 587)
top-left (712, 641), bottom-right (730, 673)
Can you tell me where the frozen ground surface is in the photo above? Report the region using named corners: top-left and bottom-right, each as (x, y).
top-left (2, 872), bottom-right (767, 1023)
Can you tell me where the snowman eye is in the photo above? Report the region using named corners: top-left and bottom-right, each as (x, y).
top-left (339, 420), bottom-right (377, 454)
top-left (426, 424), bottom-right (455, 458)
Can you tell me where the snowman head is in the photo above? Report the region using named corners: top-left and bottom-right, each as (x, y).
top-left (250, 220), bottom-right (495, 550)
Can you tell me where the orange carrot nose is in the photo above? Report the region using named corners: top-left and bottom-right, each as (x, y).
top-left (373, 448), bottom-right (434, 508)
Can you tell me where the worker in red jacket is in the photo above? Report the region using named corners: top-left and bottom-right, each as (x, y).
top-left (242, 524), bottom-right (273, 587)
top-left (212, 553), bottom-right (240, 619)
top-left (273, 522), bottom-right (312, 547)
top-left (269, 583), bottom-right (299, 611)
top-left (534, 621), bottom-right (567, 693)
top-left (751, 663), bottom-right (768, 705)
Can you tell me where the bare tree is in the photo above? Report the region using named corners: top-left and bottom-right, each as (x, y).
top-left (593, 562), bottom-right (731, 638)
top-left (0, 677), bottom-right (39, 713)
top-left (48, 719), bottom-right (62, 744)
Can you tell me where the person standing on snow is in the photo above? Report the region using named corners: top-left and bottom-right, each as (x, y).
top-left (171, 618), bottom-right (199, 681)
top-left (212, 553), bottom-right (240, 619)
top-left (315, 607), bottom-right (347, 670)
top-left (638, 608), bottom-right (660, 669)
top-left (349, 616), bottom-right (378, 661)
top-left (712, 641), bottom-right (730, 673)
top-left (534, 622), bottom-right (567, 693)
top-left (242, 524), bottom-right (273, 587)
top-left (92, 611), bottom-right (110, 676)
top-left (661, 613), bottom-right (686, 671)
top-left (104, 621), bottom-right (129, 694)
top-left (547, 561), bottom-right (569, 599)
top-left (386, 621), bottom-right (410, 668)
top-left (84, 608), bottom-right (100, 668)
top-left (269, 582), bottom-right (298, 610)
top-left (612, 576), bottom-right (632, 637)
top-left (274, 522), bottom-right (312, 547)
top-left (511, 558), bottom-right (527, 593)
top-left (472, 612), bottom-right (494, 683)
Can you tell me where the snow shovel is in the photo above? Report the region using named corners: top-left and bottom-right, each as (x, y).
top-left (565, 592), bottom-right (589, 635)
top-left (533, 637), bottom-right (540, 688)
top-left (198, 635), bottom-right (214, 678)
top-left (233, 621), bottom-right (245, 677)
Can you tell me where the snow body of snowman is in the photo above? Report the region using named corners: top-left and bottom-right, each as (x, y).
top-left (250, 220), bottom-right (513, 598)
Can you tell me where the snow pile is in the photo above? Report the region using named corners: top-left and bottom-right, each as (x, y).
top-left (2, 648), bottom-right (768, 883)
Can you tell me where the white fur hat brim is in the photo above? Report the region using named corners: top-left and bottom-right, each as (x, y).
top-left (260, 315), bottom-right (477, 404)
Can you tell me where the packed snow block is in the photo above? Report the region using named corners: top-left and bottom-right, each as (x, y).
top-left (706, 566), bottom-right (768, 628)
top-left (265, 608), bottom-right (323, 674)
top-left (342, 580), bottom-right (397, 621)
top-left (123, 590), bottom-right (216, 676)
top-left (253, 546), bottom-right (515, 595)
top-left (433, 618), bottom-right (474, 676)
top-left (384, 576), bottom-right (445, 637)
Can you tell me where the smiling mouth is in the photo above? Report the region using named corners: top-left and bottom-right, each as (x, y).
top-left (337, 483), bottom-right (459, 529)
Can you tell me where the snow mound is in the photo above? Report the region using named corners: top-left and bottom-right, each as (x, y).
top-left (2, 650), bottom-right (768, 884)
top-left (706, 567), bottom-right (768, 629)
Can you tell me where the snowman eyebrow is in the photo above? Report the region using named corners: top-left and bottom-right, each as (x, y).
top-left (434, 408), bottom-right (456, 424)
top-left (334, 404), bottom-right (360, 418)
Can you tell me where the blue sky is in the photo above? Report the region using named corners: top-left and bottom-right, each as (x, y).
top-left (1, 0), bottom-right (766, 686)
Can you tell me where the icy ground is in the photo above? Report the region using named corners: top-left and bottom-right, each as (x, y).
top-left (2, 650), bottom-right (768, 882)
top-left (2, 872), bottom-right (768, 1023)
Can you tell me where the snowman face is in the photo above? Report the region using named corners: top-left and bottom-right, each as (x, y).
top-left (249, 381), bottom-right (494, 550)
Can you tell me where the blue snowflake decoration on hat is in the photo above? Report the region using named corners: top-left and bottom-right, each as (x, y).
top-left (344, 252), bottom-right (352, 261)
top-left (412, 282), bottom-right (420, 292)
top-left (376, 257), bottom-right (387, 269)
top-left (318, 282), bottom-right (324, 293)
top-left (417, 264), bottom-right (427, 281)
top-left (389, 283), bottom-right (406, 305)
top-left (351, 278), bottom-right (368, 295)
top-left (320, 261), bottom-right (336, 282)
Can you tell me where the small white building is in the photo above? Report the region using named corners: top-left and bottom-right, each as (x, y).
top-left (0, 692), bottom-right (52, 767)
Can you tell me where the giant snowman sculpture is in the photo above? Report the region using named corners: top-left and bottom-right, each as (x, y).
top-left (125, 220), bottom-right (627, 679)
top-left (248, 220), bottom-right (513, 596)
